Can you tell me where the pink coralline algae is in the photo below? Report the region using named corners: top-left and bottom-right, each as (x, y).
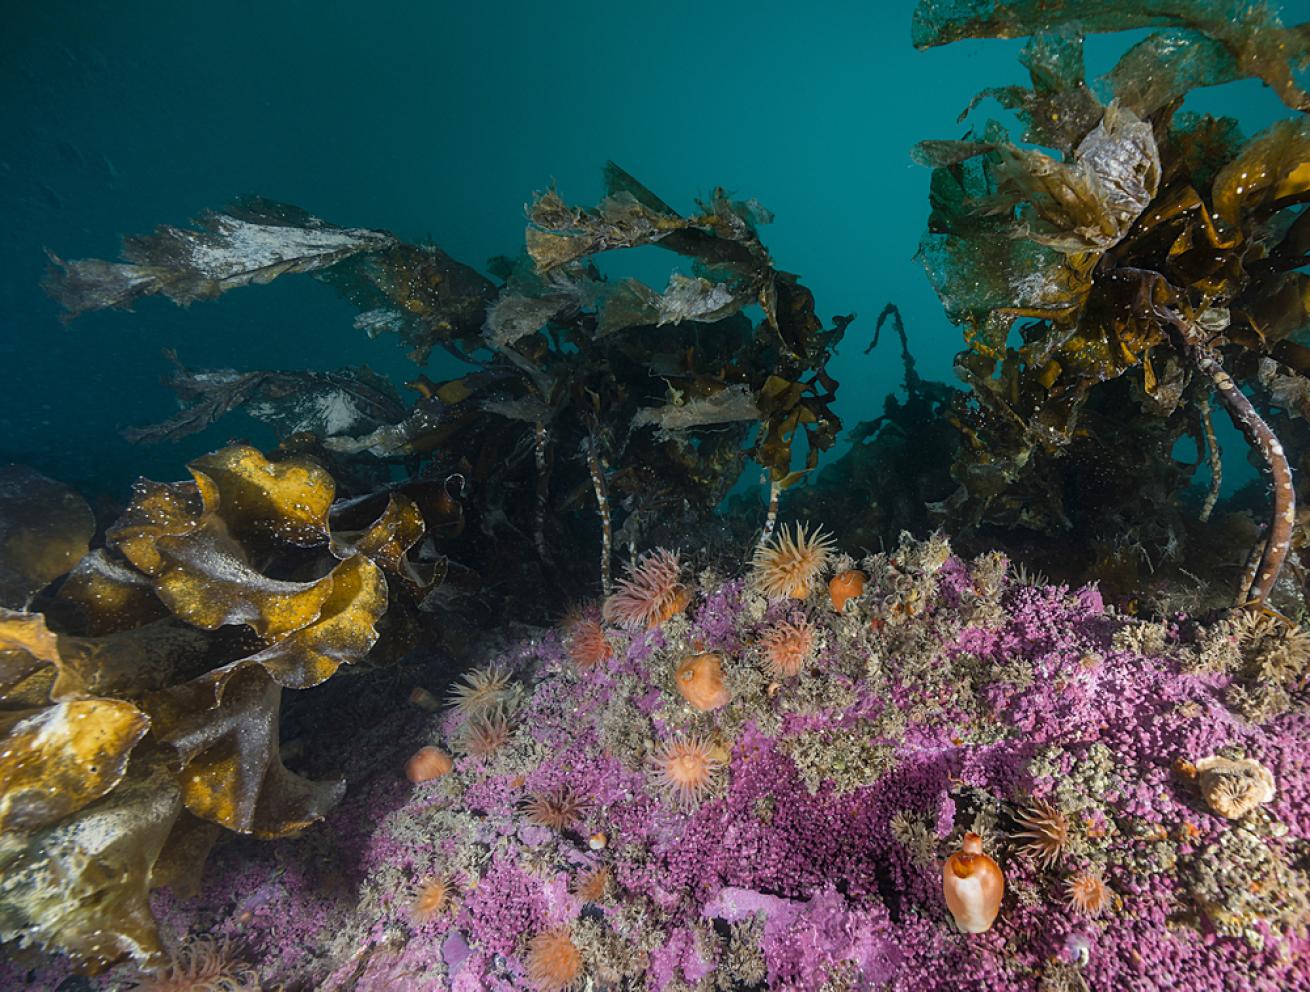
top-left (27, 535), bottom-right (1309, 991)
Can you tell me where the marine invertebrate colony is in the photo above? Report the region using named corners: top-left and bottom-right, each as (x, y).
top-left (26, 530), bottom-right (1301, 992)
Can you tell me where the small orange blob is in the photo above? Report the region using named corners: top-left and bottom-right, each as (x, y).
top-left (943, 832), bottom-right (1004, 933)
top-left (675, 652), bottom-right (731, 711)
top-left (405, 745), bottom-right (454, 784)
top-left (829, 569), bottom-right (866, 613)
top-left (408, 686), bottom-right (441, 712)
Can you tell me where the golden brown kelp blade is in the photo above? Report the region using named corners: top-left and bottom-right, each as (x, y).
top-left (0, 444), bottom-right (408, 972)
top-left (0, 466), bottom-right (95, 611)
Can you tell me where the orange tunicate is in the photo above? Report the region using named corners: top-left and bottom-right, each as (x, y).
top-left (675, 652), bottom-right (731, 711)
top-left (942, 832), bottom-right (1004, 933)
top-left (405, 745), bottom-right (454, 783)
top-left (829, 569), bottom-right (866, 613)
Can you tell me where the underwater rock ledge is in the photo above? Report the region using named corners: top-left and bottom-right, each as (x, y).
top-left (15, 532), bottom-right (1305, 992)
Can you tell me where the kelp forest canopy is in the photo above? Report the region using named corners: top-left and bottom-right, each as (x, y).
top-left (44, 165), bottom-right (849, 600)
top-left (36, 1), bottom-right (1310, 622)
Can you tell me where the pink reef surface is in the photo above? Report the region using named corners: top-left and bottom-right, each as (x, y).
top-left (26, 537), bottom-right (1310, 990)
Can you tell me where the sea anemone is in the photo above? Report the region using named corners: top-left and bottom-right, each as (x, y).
top-left (524, 927), bottom-right (583, 992)
top-left (562, 607), bottom-right (613, 669)
top-left (1013, 797), bottom-right (1071, 869)
top-left (942, 833), bottom-right (1005, 933)
top-left (127, 937), bottom-right (259, 992)
top-left (828, 569), bottom-right (866, 613)
top-left (650, 735), bottom-right (725, 807)
top-left (405, 745), bottom-right (454, 783)
top-left (750, 522), bottom-right (836, 599)
top-left (411, 873), bottom-right (455, 922)
top-left (1065, 870), bottom-right (1111, 918)
top-left (571, 864), bottom-right (612, 904)
top-left (457, 710), bottom-right (513, 758)
top-left (521, 785), bottom-right (587, 831)
top-left (674, 652), bottom-right (731, 711)
top-left (602, 548), bottom-right (690, 628)
top-left (757, 616), bottom-right (816, 678)
top-left (447, 664), bottom-right (516, 717)
top-left (1194, 755), bottom-right (1276, 819)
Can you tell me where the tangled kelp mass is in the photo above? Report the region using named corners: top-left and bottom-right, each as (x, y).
top-left (0, 445), bottom-right (443, 972)
top-left (5, 0), bottom-right (1310, 989)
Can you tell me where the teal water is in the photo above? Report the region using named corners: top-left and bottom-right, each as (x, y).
top-left (2, 0), bottom-right (1304, 499)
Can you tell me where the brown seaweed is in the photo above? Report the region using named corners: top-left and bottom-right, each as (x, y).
top-left (0, 443), bottom-right (429, 972)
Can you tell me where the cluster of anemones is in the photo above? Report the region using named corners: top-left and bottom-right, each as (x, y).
top-left (444, 664), bottom-right (522, 759)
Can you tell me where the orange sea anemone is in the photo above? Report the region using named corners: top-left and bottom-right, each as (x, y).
top-left (562, 607), bottom-right (613, 669)
top-left (524, 927), bottom-right (583, 992)
top-left (570, 864), bottom-right (613, 904)
top-left (650, 735), bottom-right (725, 807)
top-left (942, 832), bottom-right (1004, 933)
top-left (457, 710), bottom-right (513, 758)
top-left (446, 664), bottom-right (516, 717)
top-left (405, 745), bottom-right (454, 783)
top-left (411, 874), bottom-right (454, 922)
top-left (1064, 870), bottom-right (1111, 918)
top-left (750, 522), bottom-right (836, 599)
top-left (127, 936), bottom-right (259, 992)
top-left (521, 785), bottom-right (587, 831)
top-left (829, 569), bottom-right (866, 613)
top-left (1013, 797), bottom-right (1071, 870)
top-left (602, 548), bottom-right (690, 628)
top-left (757, 616), bottom-right (816, 678)
top-left (674, 652), bottom-right (731, 711)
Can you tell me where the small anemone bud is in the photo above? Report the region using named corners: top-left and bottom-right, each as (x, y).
top-left (405, 745), bottom-right (454, 784)
top-left (943, 832), bottom-right (1004, 933)
top-left (829, 569), bottom-right (866, 613)
top-left (408, 686), bottom-right (441, 712)
top-left (675, 652), bottom-right (731, 711)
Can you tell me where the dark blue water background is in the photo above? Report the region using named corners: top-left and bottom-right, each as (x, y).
top-left (3, 1), bottom-right (1306, 506)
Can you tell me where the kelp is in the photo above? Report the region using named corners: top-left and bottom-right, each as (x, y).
top-left (0, 443), bottom-right (444, 972)
top-left (912, 0), bottom-right (1310, 113)
top-left (913, 0), bottom-right (1310, 606)
top-left (51, 164), bottom-right (851, 598)
top-left (0, 466), bottom-right (94, 611)
top-left (124, 350), bottom-right (407, 445)
top-left (43, 197), bottom-right (397, 320)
